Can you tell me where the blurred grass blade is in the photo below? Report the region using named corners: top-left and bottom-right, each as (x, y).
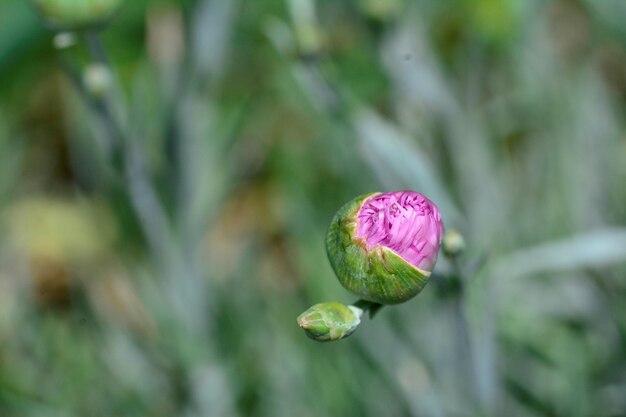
top-left (353, 109), bottom-right (461, 223)
top-left (493, 228), bottom-right (626, 280)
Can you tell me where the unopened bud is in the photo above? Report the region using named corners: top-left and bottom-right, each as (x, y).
top-left (53, 32), bottom-right (78, 50)
top-left (360, 0), bottom-right (402, 21)
top-left (327, 191), bottom-right (444, 305)
top-left (83, 64), bottom-right (112, 97)
top-left (442, 229), bottom-right (465, 258)
top-left (32, 0), bottom-right (123, 31)
top-left (297, 302), bottom-right (362, 342)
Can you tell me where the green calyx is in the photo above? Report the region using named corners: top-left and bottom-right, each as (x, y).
top-left (326, 193), bottom-right (430, 305)
top-left (297, 302), bottom-right (362, 342)
top-left (31, 0), bottom-right (123, 31)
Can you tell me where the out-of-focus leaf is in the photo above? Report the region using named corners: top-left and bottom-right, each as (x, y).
top-left (0, 1), bottom-right (44, 71)
top-left (492, 228), bottom-right (626, 281)
top-left (353, 109), bottom-right (461, 223)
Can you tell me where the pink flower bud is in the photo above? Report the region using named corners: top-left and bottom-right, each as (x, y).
top-left (356, 191), bottom-right (444, 274)
top-left (327, 191), bottom-right (444, 304)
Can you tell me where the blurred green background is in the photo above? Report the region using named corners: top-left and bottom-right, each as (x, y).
top-left (1, 0), bottom-right (626, 416)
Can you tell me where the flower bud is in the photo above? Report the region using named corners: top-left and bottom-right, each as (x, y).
top-left (327, 191), bottom-right (444, 305)
top-left (297, 302), bottom-right (363, 342)
top-left (83, 63), bottom-right (112, 97)
top-left (31, 0), bottom-right (123, 31)
top-left (442, 229), bottom-right (465, 258)
top-left (359, 0), bottom-right (402, 21)
top-left (53, 32), bottom-right (78, 50)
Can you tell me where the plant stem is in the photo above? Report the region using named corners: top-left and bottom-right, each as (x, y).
top-left (449, 255), bottom-right (482, 411)
top-left (75, 31), bottom-right (175, 266)
top-left (353, 299), bottom-right (384, 319)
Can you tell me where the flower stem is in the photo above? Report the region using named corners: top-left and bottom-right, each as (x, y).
top-left (449, 254), bottom-right (482, 411)
top-left (353, 299), bottom-right (384, 319)
top-left (57, 31), bottom-right (179, 275)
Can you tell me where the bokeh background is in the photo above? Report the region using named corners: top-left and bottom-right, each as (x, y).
top-left (1, 0), bottom-right (626, 416)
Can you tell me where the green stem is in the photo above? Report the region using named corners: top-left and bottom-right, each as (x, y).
top-left (353, 299), bottom-right (384, 319)
top-left (82, 32), bottom-right (173, 262)
top-left (84, 30), bottom-right (108, 65)
top-left (449, 254), bottom-right (482, 411)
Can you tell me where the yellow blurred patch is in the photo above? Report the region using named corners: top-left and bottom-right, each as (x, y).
top-left (469, 0), bottom-right (518, 43)
top-left (5, 196), bottom-right (117, 265)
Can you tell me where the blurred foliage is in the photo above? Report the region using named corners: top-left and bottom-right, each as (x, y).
top-left (1, 0), bottom-right (626, 416)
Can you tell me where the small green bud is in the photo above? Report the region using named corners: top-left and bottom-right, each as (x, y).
top-left (31, 0), bottom-right (123, 31)
top-left (53, 32), bottom-right (78, 50)
top-left (83, 63), bottom-right (112, 97)
top-left (359, 0), bottom-right (402, 21)
top-left (297, 302), bottom-right (362, 342)
top-left (442, 229), bottom-right (465, 258)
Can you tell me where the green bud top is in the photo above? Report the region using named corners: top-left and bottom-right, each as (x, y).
top-left (297, 302), bottom-right (363, 342)
top-left (83, 63), bottom-right (113, 97)
top-left (442, 229), bottom-right (465, 258)
top-left (53, 32), bottom-right (78, 50)
top-left (31, 0), bottom-right (123, 31)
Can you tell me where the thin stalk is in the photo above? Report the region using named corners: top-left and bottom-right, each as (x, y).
top-left (353, 299), bottom-right (384, 319)
top-left (449, 255), bottom-right (482, 412)
top-left (76, 31), bottom-right (174, 266)
top-left (84, 30), bottom-right (109, 65)
top-left (57, 54), bottom-right (119, 160)
top-left (351, 341), bottom-right (416, 417)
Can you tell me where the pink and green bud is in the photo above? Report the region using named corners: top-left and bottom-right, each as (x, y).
top-left (31, 0), bottom-right (123, 31)
top-left (297, 302), bottom-right (363, 342)
top-left (327, 191), bottom-right (444, 305)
